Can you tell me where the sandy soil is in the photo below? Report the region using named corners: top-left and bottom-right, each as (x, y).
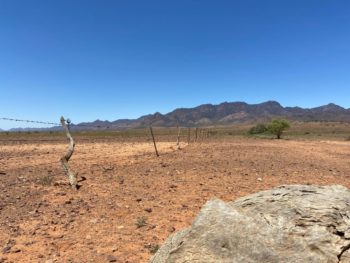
top-left (1, 137), bottom-right (350, 262)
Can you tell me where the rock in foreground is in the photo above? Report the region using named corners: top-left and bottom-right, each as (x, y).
top-left (150, 185), bottom-right (350, 263)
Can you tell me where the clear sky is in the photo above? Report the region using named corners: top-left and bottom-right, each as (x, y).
top-left (1, 0), bottom-right (350, 129)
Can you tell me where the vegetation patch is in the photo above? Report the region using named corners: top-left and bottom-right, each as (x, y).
top-left (136, 216), bottom-right (147, 228)
top-left (38, 175), bottom-right (54, 186)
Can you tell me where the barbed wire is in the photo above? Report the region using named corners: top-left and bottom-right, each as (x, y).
top-left (0, 116), bottom-right (193, 130)
top-left (0, 117), bottom-right (60, 126)
top-left (0, 117), bottom-right (120, 129)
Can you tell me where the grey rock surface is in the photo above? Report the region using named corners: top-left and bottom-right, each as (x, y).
top-left (149, 185), bottom-right (350, 263)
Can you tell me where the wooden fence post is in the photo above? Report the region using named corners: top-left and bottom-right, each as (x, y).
top-left (195, 127), bottom-right (198, 142)
top-left (176, 126), bottom-right (181, 150)
top-left (60, 116), bottom-right (77, 190)
top-left (187, 127), bottom-right (191, 144)
top-left (149, 126), bottom-right (159, 157)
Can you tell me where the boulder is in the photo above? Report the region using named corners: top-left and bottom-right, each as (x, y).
top-left (150, 185), bottom-right (350, 263)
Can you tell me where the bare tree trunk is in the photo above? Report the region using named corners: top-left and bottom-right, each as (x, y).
top-left (60, 116), bottom-right (77, 190)
top-left (176, 126), bottom-right (181, 150)
top-left (149, 126), bottom-right (159, 157)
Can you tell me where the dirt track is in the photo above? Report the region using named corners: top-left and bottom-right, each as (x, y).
top-left (1, 137), bottom-right (350, 262)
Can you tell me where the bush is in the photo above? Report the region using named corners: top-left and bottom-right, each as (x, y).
top-left (248, 124), bottom-right (268, 135)
top-left (267, 119), bottom-right (291, 139)
top-left (136, 216), bottom-right (147, 228)
top-left (38, 175), bottom-right (54, 186)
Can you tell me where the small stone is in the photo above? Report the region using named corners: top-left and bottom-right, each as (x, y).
top-left (144, 208), bottom-right (152, 213)
top-left (168, 226), bottom-right (176, 233)
top-left (12, 248), bottom-right (21, 253)
top-left (90, 219), bottom-right (98, 224)
top-left (257, 177), bottom-right (262, 181)
top-left (107, 254), bottom-right (117, 262)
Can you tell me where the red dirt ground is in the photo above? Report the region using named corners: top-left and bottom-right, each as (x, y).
top-left (1, 137), bottom-right (350, 262)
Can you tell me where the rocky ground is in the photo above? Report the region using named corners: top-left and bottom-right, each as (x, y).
top-left (1, 136), bottom-right (350, 262)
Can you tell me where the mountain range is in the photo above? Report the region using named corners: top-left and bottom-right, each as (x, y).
top-left (5, 101), bottom-right (350, 131)
top-left (68, 101), bottom-right (350, 130)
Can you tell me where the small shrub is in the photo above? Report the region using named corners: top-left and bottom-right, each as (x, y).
top-left (248, 124), bottom-right (267, 135)
top-left (38, 175), bottom-right (54, 186)
top-left (136, 216), bottom-right (147, 228)
top-left (147, 244), bottom-right (160, 254)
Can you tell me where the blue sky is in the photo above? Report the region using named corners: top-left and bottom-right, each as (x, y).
top-left (1, 0), bottom-right (350, 129)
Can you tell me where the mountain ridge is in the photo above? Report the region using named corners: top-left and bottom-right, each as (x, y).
top-left (6, 101), bottom-right (350, 131)
top-left (71, 100), bottom-right (350, 130)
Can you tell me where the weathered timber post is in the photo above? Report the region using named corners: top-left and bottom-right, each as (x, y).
top-left (60, 116), bottom-right (77, 190)
top-left (198, 128), bottom-right (202, 142)
top-left (187, 128), bottom-right (191, 144)
top-left (176, 125), bottom-right (181, 150)
top-left (195, 127), bottom-right (198, 142)
top-left (149, 126), bottom-right (159, 157)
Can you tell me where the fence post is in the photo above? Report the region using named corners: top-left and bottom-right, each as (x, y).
top-left (187, 127), bottom-right (191, 144)
top-left (195, 127), bottom-right (198, 142)
top-left (149, 126), bottom-right (159, 157)
top-left (60, 116), bottom-right (77, 190)
top-left (176, 125), bottom-right (181, 150)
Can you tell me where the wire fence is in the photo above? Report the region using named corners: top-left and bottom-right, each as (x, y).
top-left (0, 116), bottom-right (210, 189)
top-left (0, 117), bottom-right (60, 126)
top-left (0, 117), bottom-right (119, 129)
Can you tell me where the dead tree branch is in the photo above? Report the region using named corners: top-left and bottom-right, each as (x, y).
top-left (60, 116), bottom-right (77, 190)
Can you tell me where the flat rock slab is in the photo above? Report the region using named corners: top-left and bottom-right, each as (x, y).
top-left (150, 185), bottom-right (350, 263)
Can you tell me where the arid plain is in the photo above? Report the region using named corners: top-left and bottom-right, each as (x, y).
top-left (1, 124), bottom-right (350, 262)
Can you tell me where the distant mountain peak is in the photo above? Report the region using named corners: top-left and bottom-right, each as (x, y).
top-left (7, 101), bottom-right (348, 131)
top-left (312, 103), bottom-right (345, 112)
top-left (68, 100), bottom-right (348, 129)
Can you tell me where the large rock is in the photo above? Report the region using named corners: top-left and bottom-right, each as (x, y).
top-left (150, 185), bottom-right (350, 263)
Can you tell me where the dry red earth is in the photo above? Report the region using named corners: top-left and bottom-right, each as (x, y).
top-left (1, 136), bottom-right (350, 262)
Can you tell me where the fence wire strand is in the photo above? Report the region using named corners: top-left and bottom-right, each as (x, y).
top-left (0, 117), bottom-right (60, 126)
top-left (0, 117), bottom-right (118, 129)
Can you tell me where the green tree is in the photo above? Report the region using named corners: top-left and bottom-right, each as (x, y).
top-left (267, 119), bottom-right (290, 139)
